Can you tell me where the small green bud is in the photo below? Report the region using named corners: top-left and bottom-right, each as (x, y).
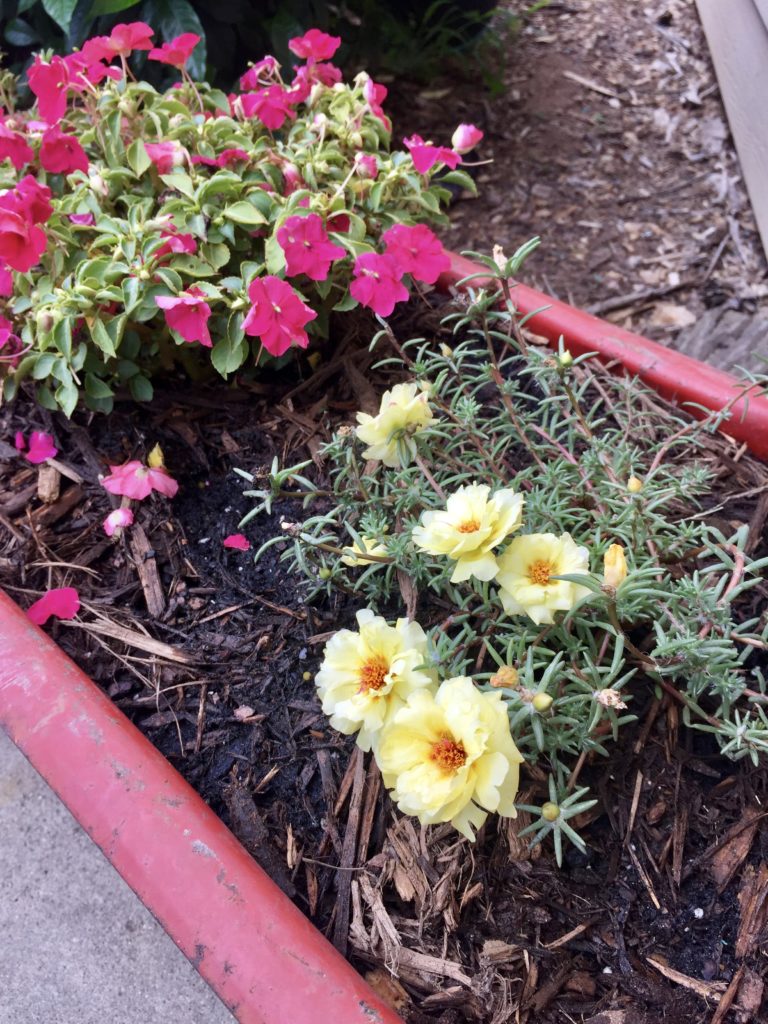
top-left (319, 567), bottom-right (332, 580)
top-left (628, 475), bottom-right (643, 494)
top-left (541, 802), bottom-right (560, 821)
top-left (558, 349), bottom-right (573, 368)
top-left (532, 692), bottom-right (553, 712)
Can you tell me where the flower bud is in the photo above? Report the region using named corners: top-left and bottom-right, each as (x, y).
top-left (627, 475), bottom-right (643, 494)
top-left (451, 123), bottom-right (483, 155)
top-left (354, 152), bottom-right (377, 179)
top-left (558, 349), bottom-right (573, 368)
top-left (541, 802), bottom-right (560, 821)
top-left (36, 310), bottom-right (54, 334)
top-left (147, 443), bottom-right (165, 469)
top-left (490, 665), bottom-right (519, 689)
top-left (603, 544), bottom-right (627, 589)
top-left (319, 567), bottom-right (332, 580)
top-left (532, 692), bottom-right (553, 712)
top-left (89, 172), bottom-right (108, 196)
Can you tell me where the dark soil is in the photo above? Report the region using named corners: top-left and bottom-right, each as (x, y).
top-left (2, 294), bottom-right (768, 1022)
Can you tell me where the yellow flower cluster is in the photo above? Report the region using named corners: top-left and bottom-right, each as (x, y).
top-left (316, 612), bottom-right (523, 839)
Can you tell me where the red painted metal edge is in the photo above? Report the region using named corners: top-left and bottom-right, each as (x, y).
top-left (0, 589), bottom-right (400, 1024)
top-left (440, 252), bottom-right (768, 461)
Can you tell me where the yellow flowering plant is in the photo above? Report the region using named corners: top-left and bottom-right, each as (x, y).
top-left (244, 241), bottom-right (768, 860)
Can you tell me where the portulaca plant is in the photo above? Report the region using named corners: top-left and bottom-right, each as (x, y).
top-left (241, 243), bottom-right (768, 860)
top-left (0, 22), bottom-right (480, 415)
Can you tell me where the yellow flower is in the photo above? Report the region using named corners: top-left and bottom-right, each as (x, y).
top-left (377, 677), bottom-right (524, 840)
top-left (355, 382), bottom-right (433, 467)
top-left (340, 537), bottom-right (388, 567)
top-left (315, 610), bottom-right (435, 752)
top-left (496, 532), bottom-right (590, 625)
top-left (603, 544), bottom-right (627, 589)
top-left (412, 483), bottom-right (524, 584)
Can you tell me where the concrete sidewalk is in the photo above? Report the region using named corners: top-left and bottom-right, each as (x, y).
top-left (0, 729), bottom-right (236, 1024)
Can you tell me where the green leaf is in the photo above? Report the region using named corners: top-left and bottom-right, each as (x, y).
top-left (333, 293), bottom-right (359, 312)
top-left (31, 354), bottom-right (58, 380)
top-left (84, 373), bottom-right (114, 399)
top-left (122, 276), bottom-right (142, 314)
top-left (129, 375), bottom-right (154, 402)
top-left (55, 380), bottom-right (79, 418)
top-left (5, 18), bottom-right (39, 46)
top-left (160, 172), bottom-right (196, 199)
top-left (42, 0), bottom-right (78, 32)
top-left (90, 0), bottom-right (141, 13)
top-left (127, 140), bottom-right (151, 178)
top-left (89, 318), bottom-right (117, 358)
top-left (222, 201), bottom-right (267, 227)
top-left (211, 313), bottom-right (247, 376)
top-left (264, 234), bottom-right (285, 275)
top-left (141, 0), bottom-right (207, 79)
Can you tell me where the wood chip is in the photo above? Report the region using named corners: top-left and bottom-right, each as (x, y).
top-left (65, 615), bottom-right (196, 664)
top-left (709, 806), bottom-right (761, 890)
top-left (709, 966), bottom-right (743, 1024)
top-left (393, 946), bottom-right (472, 987)
top-left (646, 956), bottom-right (727, 999)
top-left (735, 862), bottom-right (768, 958)
top-left (480, 939), bottom-right (520, 964)
top-left (36, 464), bottom-right (60, 504)
top-left (562, 69), bottom-right (620, 98)
top-left (332, 746), bottom-right (364, 956)
top-left (128, 524), bottom-right (166, 618)
top-left (364, 968), bottom-right (410, 1014)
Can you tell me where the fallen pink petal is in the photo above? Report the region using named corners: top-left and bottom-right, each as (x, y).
top-left (223, 533), bottom-right (251, 551)
top-left (25, 431), bottom-right (57, 464)
top-left (103, 507), bottom-right (135, 536)
top-left (26, 586), bottom-right (80, 625)
top-left (102, 460), bottom-right (179, 500)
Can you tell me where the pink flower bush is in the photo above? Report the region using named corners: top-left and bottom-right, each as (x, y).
top-left (27, 586), bottom-right (80, 625)
top-left (39, 125), bottom-right (89, 175)
top-left (451, 123), bottom-right (483, 155)
top-left (15, 430), bottom-right (57, 463)
top-left (0, 261), bottom-right (11, 296)
top-left (156, 287), bottom-right (212, 347)
top-left (0, 209), bottom-right (46, 273)
top-left (382, 223), bottom-right (450, 285)
top-left (288, 29), bottom-right (341, 61)
top-left (404, 134), bottom-right (461, 174)
top-left (27, 55), bottom-right (70, 124)
top-left (190, 148), bottom-right (249, 169)
top-left (145, 141), bottom-right (185, 174)
top-left (148, 32), bottom-right (200, 70)
top-left (362, 78), bottom-right (391, 129)
top-left (349, 253), bottom-right (409, 316)
top-left (102, 460), bottom-right (179, 500)
top-left (223, 533), bottom-right (251, 551)
top-left (0, 120), bottom-right (33, 170)
top-left (239, 57), bottom-right (279, 90)
top-left (243, 275), bottom-right (317, 357)
top-left (155, 230), bottom-right (197, 259)
top-left (277, 214), bottom-right (346, 281)
top-left (103, 507), bottom-right (134, 536)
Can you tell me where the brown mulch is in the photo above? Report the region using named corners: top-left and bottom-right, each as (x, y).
top-left (389, 0), bottom-right (768, 354)
top-left (2, 295), bottom-right (768, 1022)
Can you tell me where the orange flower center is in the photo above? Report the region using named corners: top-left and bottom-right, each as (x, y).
top-left (359, 656), bottom-right (389, 693)
top-left (528, 559), bottom-right (554, 586)
top-left (457, 518), bottom-right (481, 534)
top-left (431, 735), bottom-right (467, 774)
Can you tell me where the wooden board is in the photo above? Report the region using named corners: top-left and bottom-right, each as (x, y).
top-left (695, 0), bottom-right (768, 260)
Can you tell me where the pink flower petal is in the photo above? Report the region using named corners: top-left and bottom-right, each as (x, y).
top-left (103, 507), bottom-right (134, 536)
top-left (26, 431), bottom-right (57, 464)
top-left (223, 533), bottom-right (251, 551)
top-left (14, 431), bottom-right (25, 450)
top-left (27, 586), bottom-right (80, 625)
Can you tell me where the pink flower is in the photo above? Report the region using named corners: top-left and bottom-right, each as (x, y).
top-left (145, 141), bottom-right (185, 174)
top-left (382, 223), bottom-right (450, 285)
top-left (155, 230), bottom-right (197, 259)
top-left (362, 78), bottom-right (390, 129)
top-left (28, 55), bottom-right (70, 124)
top-left (288, 61), bottom-right (341, 101)
top-left (155, 286), bottom-right (212, 347)
top-left (243, 275), bottom-right (317, 357)
top-left (64, 52), bottom-right (121, 90)
top-left (103, 507), bottom-right (134, 537)
top-left (69, 212), bottom-right (95, 226)
top-left (404, 134), bottom-right (461, 174)
top-left (240, 86), bottom-right (296, 131)
top-left (14, 431), bottom-right (24, 450)
top-left (82, 22), bottom-right (154, 63)
top-left (277, 214), bottom-right (346, 281)
top-left (148, 32), bottom-right (200, 69)
top-left (102, 460), bottom-right (179, 500)
top-left (281, 163), bottom-right (303, 194)
top-left (0, 209), bottom-right (47, 273)
top-left (23, 430), bottom-right (57, 464)
top-left (7, 175), bottom-right (53, 224)
top-left (451, 123), bottom-right (483, 155)
top-left (354, 152), bottom-right (378, 179)
top-left (326, 211), bottom-right (350, 234)
top-left (0, 317), bottom-right (22, 365)
top-left (349, 253), bottom-right (409, 317)
top-left (0, 260), bottom-right (12, 296)
top-left (27, 586), bottom-right (80, 626)
top-left (0, 120), bottom-right (33, 170)
top-left (40, 125), bottom-right (89, 175)
top-left (190, 148), bottom-right (249, 168)
top-left (239, 56), bottom-right (279, 90)
top-left (223, 533), bottom-right (251, 551)
top-left (288, 28), bottom-right (341, 61)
